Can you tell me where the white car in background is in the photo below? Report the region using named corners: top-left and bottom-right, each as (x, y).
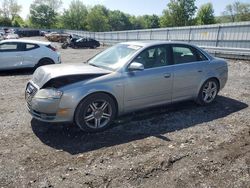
top-left (0, 39), bottom-right (61, 70)
top-left (4, 33), bottom-right (19, 39)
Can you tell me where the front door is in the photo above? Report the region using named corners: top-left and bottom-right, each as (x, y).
top-left (0, 42), bottom-right (23, 70)
top-left (124, 45), bottom-right (173, 111)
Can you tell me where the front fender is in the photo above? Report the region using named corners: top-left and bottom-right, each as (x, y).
top-left (59, 81), bottom-right (124, 117)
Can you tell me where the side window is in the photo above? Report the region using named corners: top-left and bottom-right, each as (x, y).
top-left (134, 46), bottom-right (169, 69)
top-left (196, 49), bottom-right (208, 61)
top-left (0, 42), bottom-right (18, 52)
top-left (25, 43), bottom-right (38, 50)
top-left (172, 46), bottom-right (198, 64)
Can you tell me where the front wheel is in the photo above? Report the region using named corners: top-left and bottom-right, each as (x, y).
top-left (196, 79), bottom-right (219, 105)
top-left (74, 93), bottom-right (117, 132)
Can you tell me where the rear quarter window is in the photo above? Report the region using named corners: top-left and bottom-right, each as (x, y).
top-left (25, 43), bottom-right (39, 51)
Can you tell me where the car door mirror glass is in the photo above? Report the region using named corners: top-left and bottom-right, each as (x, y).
top-left (128, 62), bottom-right (144, 71)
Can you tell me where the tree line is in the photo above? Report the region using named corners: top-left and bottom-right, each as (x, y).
top-left (0, 0), bottom-right (250, 31)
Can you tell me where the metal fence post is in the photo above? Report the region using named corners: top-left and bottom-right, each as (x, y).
top-left (216, 26), bottom-right (221, 47)
top-left (188, 27), bottom-right (192, 43)
top-left (166, 29), bottom-right (169, 41)
top-left (150, 29), bottom-right (153, 40)
top-left (137, 31), bottom-right (139, 40)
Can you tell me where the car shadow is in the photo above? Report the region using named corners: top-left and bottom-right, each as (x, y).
top-left (31, 96), bottom-right (248, 155)
top-left (0, 68), bottom-right (34, 76)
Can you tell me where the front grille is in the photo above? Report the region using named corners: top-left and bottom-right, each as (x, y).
top-left (25, 83), bottom-right (38, 106)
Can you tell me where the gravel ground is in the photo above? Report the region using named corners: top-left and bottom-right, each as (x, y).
top-left (0, 37), bottom-right (249, 188)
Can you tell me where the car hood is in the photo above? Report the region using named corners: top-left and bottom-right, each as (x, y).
top-left (32, 63), bottom-right (112, 88)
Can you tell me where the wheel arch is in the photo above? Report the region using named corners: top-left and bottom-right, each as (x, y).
top-left (74, 91), bottom-right (119, 120)
top-left (195, 77), bottom-right (220, 105)
top-left (201, 77), bottom-right (220, 90)
top-left (37, 57), bottom-right (55, 66)
top-left (197, 76), bottom-right (221, 97)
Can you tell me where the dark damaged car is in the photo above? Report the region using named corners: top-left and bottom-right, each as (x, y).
top-left (62, 37), bottom-right (100, 49)
top-left (25, 41), bottom-right (228, 132)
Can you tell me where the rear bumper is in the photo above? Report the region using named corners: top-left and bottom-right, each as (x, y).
top-left (219, 67), bottom-right (228, 90)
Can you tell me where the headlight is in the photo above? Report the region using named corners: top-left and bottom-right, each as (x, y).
top-left (35, 88), bottom-right (63, 99)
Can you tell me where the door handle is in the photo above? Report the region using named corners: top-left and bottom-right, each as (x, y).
top-left (198, 70), bottom-right (203, 73)
top-left (164, 73), bottom-right (171, 78)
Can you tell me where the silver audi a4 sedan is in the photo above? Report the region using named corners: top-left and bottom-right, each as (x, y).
top-left (25, 41), bottom-right (228, 132)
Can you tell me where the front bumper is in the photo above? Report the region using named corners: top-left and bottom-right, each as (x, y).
top-left (25, 83), bottom-right (74, 123)
top-left (27, 104), bottom-right (74, 122)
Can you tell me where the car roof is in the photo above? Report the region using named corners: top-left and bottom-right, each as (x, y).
top-left (0, 39), bottom-right (51, 46)
top-left (120, 40), bottom-right (197, 48)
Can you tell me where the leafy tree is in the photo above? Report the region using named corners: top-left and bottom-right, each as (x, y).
top-left (9, 0), bottom-right (22, 20)
top-left (0, 0), bottom-right (22, 20)
top-left (160, 9), bottom-right (172, 27)
top-left (62, 0), bottom-right (88, 30)
top-left (11, 15), bottom-right (25, 27)
top-left (30, 3), bottom-right (57, 28)
top-left (129, 16), bottom-right (144, 30)
top-left (0, 16), bottom-right (12, 26)
top-left (31, 0), bottom-right (62, 11)
top-left (108, 10), bottom-right (132, 31)
top-left (86, 5), bottom-right (110, 31)
top-left (222, 1), bottom-right (250, 22)
top-left (196, 3), bottom-right (215, 25)
top-left (143, 14), bottom-right (160, 28)
top-left (161, 0), bottom-right (197, 27)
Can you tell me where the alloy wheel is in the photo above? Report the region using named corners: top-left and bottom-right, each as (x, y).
top-left (202, 81), bottom-right (218, 103)
top-left (84, 100), bottom-right (112, 129)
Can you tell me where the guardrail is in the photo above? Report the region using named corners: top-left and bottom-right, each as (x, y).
top-left (65, 21), bottom-right (250, 60)
top-left (2, 22), bottom-right (250, 60)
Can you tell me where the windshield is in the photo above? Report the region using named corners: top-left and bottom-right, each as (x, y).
top-left (88, 44), bottom-right (142, 71)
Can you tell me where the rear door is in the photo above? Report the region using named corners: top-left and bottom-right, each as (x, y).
top-left (22, 43), bottom-right (40, 68)
top-left (0, 42), bottom-right (23, 70)
top-left (170, 44), bottom-right (209, 101)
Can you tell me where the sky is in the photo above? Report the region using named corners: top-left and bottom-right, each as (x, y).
top-left (19, 0), bottom-right (250, 19)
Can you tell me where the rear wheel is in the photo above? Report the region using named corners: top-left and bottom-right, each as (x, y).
top-left (74, 93), bottom-right (117, 132)
top-left (35, 58), bottom-right (54, 69)
top-left (196, 79), bottom-right (219, 105)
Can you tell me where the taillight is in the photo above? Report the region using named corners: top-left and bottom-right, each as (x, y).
top-left (47, 45), bottom-right (57, 51)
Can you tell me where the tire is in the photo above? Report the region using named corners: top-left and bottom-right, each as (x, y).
top-left (196, 78), bottom-right (219, 105)
top-left (74, 93), bottom-right (117, 132)
top-left (61, 42), bottom-right (68, 49)
top-left (35, 58), bottom-right (54, 69)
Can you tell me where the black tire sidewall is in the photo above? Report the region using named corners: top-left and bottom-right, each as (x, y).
top-left (35, 58), bottom-right (54, 69)
top-left (75, 93), bottom-right (117, 132)
top-left (62, 43), bottom-right (68, 49)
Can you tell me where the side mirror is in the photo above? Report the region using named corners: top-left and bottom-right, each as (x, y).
top-left (128, 62), bottom-right (144, 71)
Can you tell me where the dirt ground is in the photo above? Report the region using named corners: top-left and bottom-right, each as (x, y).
top-left (0, 37), bottom-right (249, 188)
